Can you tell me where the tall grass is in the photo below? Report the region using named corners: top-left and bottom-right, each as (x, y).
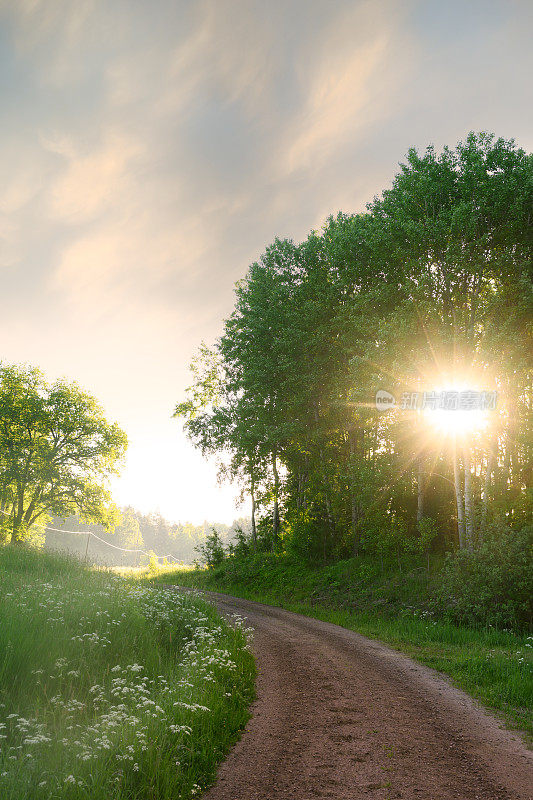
top-left (0, 546), bottom-right (255, 799)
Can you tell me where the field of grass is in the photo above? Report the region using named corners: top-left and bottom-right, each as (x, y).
top-left (153, 553), bottom-right (533, 740)
top-left (0, 546), bottom-right (255, 800)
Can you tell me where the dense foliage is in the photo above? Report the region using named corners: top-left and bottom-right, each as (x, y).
top-left (433, 524), bottom-right (533, 629)
top-left (176, 133), bottom-right (532, 586)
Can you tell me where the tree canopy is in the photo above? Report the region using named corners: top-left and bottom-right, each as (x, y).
top-left (176, 133), bottom-right (532, 562)
top-left (0, 363), bottom-right (128, 543)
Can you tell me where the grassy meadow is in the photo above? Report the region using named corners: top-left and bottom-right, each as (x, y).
top-left (154, 553), bottom-right (533, 740)
top-left (0, 546), bottom-right (255, 800)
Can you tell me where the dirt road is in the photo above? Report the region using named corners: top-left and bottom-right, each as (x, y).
top-left (201, 592), bottom-right (532, 800)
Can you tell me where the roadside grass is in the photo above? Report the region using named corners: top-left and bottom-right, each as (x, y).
top-left (0, 546), bottom-right (255, 800)
top-left (152, 554), bottom-right (533, 740)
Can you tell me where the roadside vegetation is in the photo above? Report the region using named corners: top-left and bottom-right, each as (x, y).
top-left (154, 546), bottom-right (532, 738)
top-left (0, 546), bottom-right (255, 800)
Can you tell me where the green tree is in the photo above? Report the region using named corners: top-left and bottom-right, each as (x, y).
top-left (0, 364), bottom-right (127, 544)
top-left (177, 132), bottom-right (532, 565)
top-left (363, 132), bottom-right (532, 547)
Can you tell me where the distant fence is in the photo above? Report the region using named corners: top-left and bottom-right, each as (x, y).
top-left (0, 509), bottom-right (181, 564)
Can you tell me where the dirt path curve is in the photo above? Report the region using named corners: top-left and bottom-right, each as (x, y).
top-left (199, 591), bottom-right (531, 800)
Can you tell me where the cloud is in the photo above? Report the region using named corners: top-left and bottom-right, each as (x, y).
top-left (281, 1), bottom-right (408, 177)
top-left (2, 0), bottom-right (415, 314)
top-left (46, 132), bottom-right (141, 224)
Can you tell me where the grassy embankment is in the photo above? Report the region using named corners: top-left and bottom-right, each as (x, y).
top-left (0, 546), bottom-right (255, 800)
top-left (153, 553), bottom-right (533, 740)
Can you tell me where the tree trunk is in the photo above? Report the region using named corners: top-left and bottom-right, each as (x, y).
top-left (301, 453), bottom-right (309, 511)
top-left (349, 427), bottom-right (360, 556)
top-left (481, 438), bottom-right (496, 530)
top-left (251, 488), bottom-right (257, 551)
top-left (313, 404), bottom-right (335, 546)
top-left (453, 443), bottom-right (465, 549)
top-left (351, 497), bottom-right (360, 556)
top-left (501, 396), bottom-right (512, 495)
top-left (324, 493), bottom-right (335, 540)
top-left (417, 456), bottom-right (425, 523)
top-left (11, 521), bottom-right (24, 545)
top-left (297, 464), bottom-right (308, 511)
top-left (272, 451), bottom-right (280, 543)
top-left (463, 442), bottom-right (474, 551)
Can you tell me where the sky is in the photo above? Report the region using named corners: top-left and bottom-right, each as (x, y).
top-left (1, 0), bottom-right (532, 525)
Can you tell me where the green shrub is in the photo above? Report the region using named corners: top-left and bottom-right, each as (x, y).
top-left (195, 528), bottom-right (226, 568)
top-left (284, 507), bottom-right (335, 563)
top-left (227, 526), bottom-right (253, 559)
top-left (432, 524), bottom-right (533, 631)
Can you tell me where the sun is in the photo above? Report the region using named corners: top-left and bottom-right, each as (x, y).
top-left (422, 383), bottom-right (490, 437)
